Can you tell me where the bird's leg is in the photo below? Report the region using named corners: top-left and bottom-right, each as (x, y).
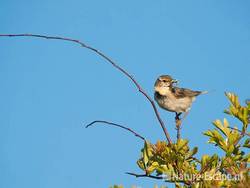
top-left (175, 112), bottom-right (181, 120)
top-left (176, 111), bottom-right (189, 128)
top-left (175, 112), bottom-right (182, 126)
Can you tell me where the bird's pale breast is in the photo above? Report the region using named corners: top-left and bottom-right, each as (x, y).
top-left (155, 91), bottom-right (195, 113)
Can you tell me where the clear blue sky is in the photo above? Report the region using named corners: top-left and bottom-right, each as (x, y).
top-left (1, 1), bottom-right (249, 188)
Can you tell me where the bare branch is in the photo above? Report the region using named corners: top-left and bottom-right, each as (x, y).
top-left (175, 113), bottom-right (181, 141)
top-left (126, 172), bottom-right (163, 179)
top-left (86, 120), bottom-right (145, 141)
top-left (126, 172), bottom-right (188, 183)
top-left (0, 33), bottom-right (172, 144)
top-left (176, 124), bottom-right (181, 141)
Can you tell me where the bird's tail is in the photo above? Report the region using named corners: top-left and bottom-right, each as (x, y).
top-left (201, 90), bottom-right (215, 95)
top-left (201, 91), bottom-right (209, 94)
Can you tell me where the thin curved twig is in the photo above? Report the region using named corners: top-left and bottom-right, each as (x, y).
top-left (0, 33), bottom-right (172, 144)
top-left (86, 120), bottom-right (145, 141)
top-left (126, 172), bottom-right (163, 179)
top-left (126, 172), bottom-right (188, 184)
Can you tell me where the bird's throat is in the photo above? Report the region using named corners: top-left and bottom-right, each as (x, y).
top-left (154, 86), bottom-right (171, 96)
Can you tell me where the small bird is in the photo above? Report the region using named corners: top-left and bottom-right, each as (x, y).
top-left (154, 75), bottom-right (207, 121)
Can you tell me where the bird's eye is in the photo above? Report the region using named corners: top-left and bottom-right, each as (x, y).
top-left (162, 80), bottom-right (166, 83)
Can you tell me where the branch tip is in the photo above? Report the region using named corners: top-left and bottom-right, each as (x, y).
top-left (85, 120), bottom-right (146, 141)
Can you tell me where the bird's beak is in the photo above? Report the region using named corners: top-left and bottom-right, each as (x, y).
top-left (171, 79), bottom-right (178, 84)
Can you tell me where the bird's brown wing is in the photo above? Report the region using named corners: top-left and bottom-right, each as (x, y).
top-left (172, 87), bottom-right (203, 98)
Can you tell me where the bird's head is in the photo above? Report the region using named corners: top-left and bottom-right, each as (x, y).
top-left (154, 75), bottom-right (178, 95)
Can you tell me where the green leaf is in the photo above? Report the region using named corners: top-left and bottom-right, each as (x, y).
top-left (213, 119), bottom-right (230, 137)
top-left (186, 147), bottom-right (198, 159)
top-left (143, 144), bottom-right (149, 166)
top-left (142, 141), bottom-right (153, 167)
top-left (111, 185), bottom-right (123, 188)
top-left (176, 139), bottom-right (189, 151)
top-left (225, 92), bottom-right (240, 109)
top-left (242, 153), bottom-right (250, 162)
top-left (227, 127), bottom-right (241, 146)
top-left (226, 144), bottom-right (234, 156)
top-left (210, 154), bottom-right (219, 167)
top-left (146, 161), bottom-right (159, 174)
top-left (137, 159), bottom-right (146, 170)
top-left (155, 164), bottom-right (169, 175)
top-left (201, 155), bottom-right (210, 169)
top-left (243, 138), bottom-right (250, 148)
top-left (204, 129), bottom-right (226, 150)
top-left (224, 92), bottom-right (249, 126)
top-left (201, 154), bottom-right (219, 171)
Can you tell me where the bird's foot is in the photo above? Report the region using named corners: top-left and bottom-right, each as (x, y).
top-left (175, 112), bottom-right (181, 120)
